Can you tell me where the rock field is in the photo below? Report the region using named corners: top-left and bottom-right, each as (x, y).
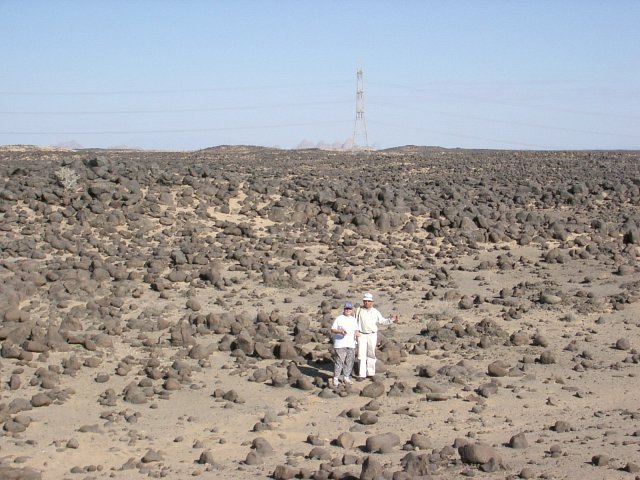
top-left (1, 145), bottom-right (639, 479)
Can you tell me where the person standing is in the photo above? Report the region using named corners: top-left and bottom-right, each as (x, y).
top-left (355, 292), bottom-right (397, 379)
top-left (330, 302), bottom-right (359, 386)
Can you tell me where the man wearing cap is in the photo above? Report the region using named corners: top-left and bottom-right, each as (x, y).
top-left (330, 302), bottom-right (359, 386)
top-left (355, 292), bottom-right (398, 379)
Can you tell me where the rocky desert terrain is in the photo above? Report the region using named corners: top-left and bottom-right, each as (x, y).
top-left (0, 145), bottom-right (639, 480)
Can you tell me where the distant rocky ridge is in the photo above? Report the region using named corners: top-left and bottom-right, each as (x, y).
top-left (55, 140), bottom-right (84, 149)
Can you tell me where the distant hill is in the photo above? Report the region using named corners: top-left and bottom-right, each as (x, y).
top-left (54, 140), bottom-right (84, 149)
top-left (196, 145), bottom-right (283, 155)
top-left (379, 145), bottom-right (448, 153)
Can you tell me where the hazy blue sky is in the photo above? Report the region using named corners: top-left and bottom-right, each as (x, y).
top-left (1, 1), bottom-right (638, 150)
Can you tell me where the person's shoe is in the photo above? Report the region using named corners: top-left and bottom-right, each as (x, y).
top-left (343, 377), bottom-right (353, 384)
top-left (332, 378), bottom-right (340, 387)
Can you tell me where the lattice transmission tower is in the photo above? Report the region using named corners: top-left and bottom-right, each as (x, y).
top-left (351, 68), bottom-right (369, 150)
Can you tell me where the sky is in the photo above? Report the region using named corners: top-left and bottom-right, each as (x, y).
top-left (1, 1), bottom-right (639, 151)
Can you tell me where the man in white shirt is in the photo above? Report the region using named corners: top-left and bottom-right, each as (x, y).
top-left (330, 302), bottom-right (360, 386)
top-left (355, 292), bottom-right (398, 379)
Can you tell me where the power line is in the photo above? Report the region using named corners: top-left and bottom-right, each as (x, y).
top-left (0, 99), bottom-right (351, 116)
top-left (0, 81), bottom-right (351, 97)
top-left (369, 100), bottom-right (640, 140)
top-left (0, 120), bottom-right (351, 136)
top-left (369, 120), bottom-right (555, 149)
top-left (369, 85), bottom-right (640, 121)
top-left (436, 92), bottom-right (640, 121)
top-left (2, 78), bottom-right (636, 148)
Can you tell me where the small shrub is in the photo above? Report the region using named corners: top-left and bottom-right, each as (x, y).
top-left (55, 166), bottom-right (79, 190)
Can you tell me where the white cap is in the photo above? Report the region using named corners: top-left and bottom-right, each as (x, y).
top-left (362, 292), bottom-right (373, 301)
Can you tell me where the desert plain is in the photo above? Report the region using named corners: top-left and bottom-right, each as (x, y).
top-left (0, 145), bottom-right (639, 480)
